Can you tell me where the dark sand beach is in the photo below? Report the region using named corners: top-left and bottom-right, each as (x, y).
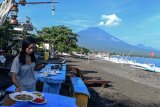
top-left (1, 55), bottom-right (160, 107)
top-left (63, 55), bottom-right (160, 107)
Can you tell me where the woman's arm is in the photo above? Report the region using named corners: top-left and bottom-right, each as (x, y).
top-left (12, 72), bottom-right (21, 91)
top-left (35, 62), bottom-right (45, 71)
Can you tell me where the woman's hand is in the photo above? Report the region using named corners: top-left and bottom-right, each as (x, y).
top-left (16, 86), bottom-right (21, 92)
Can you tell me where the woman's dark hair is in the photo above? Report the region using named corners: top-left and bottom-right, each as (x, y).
top-left (19, 36), bottom-right (36, 65)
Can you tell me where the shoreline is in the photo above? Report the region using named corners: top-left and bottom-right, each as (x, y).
top-left (64, 55), bottom-right (160, 107)
top-left (87, 55), bottom-right (160, 89)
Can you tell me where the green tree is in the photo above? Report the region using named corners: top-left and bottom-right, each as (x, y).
top-left (0, 19), bottom-right (14, 50)
top-left (36, 25), bottom-right (78, 57)
top-left (73, 46), bottom-right (90, 55)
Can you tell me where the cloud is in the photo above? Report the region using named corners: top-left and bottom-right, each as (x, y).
top-left (56, 19), bottom-right (93, 28)
top-left (148, 13), bottom-right (160, 22)
top-left (136, 13), bottom-right (160, 29)
top-left (99, 14), bottom-right (122, 26)
top-left (55, 19), bottom-right (94, 32)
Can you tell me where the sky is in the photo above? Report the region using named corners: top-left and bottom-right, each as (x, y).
top-left (1, 0), bottom-right (160, 49)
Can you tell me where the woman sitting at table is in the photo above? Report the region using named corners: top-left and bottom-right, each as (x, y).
top-left (10, 36), bottom-right (37, 92)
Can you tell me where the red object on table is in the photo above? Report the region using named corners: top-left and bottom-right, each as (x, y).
top-left (33, 98), bottom-right (45, 103)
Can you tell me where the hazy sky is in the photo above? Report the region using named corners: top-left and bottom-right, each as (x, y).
top-left (1, 0), bottom-right (160, 49)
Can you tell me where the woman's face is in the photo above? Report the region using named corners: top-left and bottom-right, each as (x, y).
top-left (26, 43), bottom-right (36, 55)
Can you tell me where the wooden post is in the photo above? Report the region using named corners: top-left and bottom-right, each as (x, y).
top-left (74, 93), bottom-right (89, 107)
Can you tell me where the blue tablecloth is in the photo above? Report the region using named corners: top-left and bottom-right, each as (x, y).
top-left (5, 85), bottom-right (15, 92)
top-left (70, 77), bottom-right (90, 97)
top-left (12, 93), bottom-right (77, 107)
top-left (36, 64), bottom-right (66, 94)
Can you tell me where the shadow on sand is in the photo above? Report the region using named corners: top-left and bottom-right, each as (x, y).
top-left (81, 70), bottom-right (98, 74)
top-left (88, 87), bottom-right (147, 107)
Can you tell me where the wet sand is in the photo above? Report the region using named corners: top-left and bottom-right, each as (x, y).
top-left (63, 55), bottom-right (160, 107)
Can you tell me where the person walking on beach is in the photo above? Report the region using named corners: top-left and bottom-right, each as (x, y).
top-left (10, 36), bottom-right (37, 92)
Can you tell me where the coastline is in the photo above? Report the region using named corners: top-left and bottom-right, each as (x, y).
top-left (64, 55), bottom-right (160, 107)
top-left (92, 56), bottom-right (160, 89)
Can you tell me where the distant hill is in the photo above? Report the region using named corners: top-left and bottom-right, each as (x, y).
top-left (77, 27), bottom-right (160, 57)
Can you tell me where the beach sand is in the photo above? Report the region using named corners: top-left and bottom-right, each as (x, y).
top-left (63, 55), bottom-right (160, 107)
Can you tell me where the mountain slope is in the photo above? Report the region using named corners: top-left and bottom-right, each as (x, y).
top-left (77, 27), bottom-right (160, 57)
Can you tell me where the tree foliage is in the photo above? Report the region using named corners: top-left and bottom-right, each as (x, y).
top-left (36, 25), bottom-right (79, 53)
top-left (73, 46), bottom-right (90, 55)
top-left (0, 19), bottom-right (14, 49)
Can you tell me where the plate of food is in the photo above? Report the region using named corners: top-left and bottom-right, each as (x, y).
top-left (31, 91), bottom-right (44, 97)
top-left (56, 70), bottom-right (61, 74)
top-left (48, 71), bottom-right (58, 75)
top-left (30, 97), bottom-right (47, 104)
top-left (9, 91), bottom-right (38, 101)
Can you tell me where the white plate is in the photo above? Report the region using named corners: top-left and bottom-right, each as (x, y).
top-left (48, 71), bottom-right (58, 75)
top-left (31, 91), bottom-right (44, 97)
top-left (56, 70), bottom-right (61, 74)
top-left (9, 91), bottom-right (38, 101)
top-left (30, 98), bottom-right (47, 104)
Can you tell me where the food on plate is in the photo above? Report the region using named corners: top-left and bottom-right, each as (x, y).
top-left (56, 70), bottom-right (60, 73)
top-left (14, 94), bottom-right (33, 100)
top-left (32, 92), bottom-right (43, 97)
top-left (33, 97), bottom-right (45, 103)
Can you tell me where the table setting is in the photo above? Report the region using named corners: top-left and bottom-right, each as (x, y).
top-left (35, 64), bottom-right (66, 94)
top-left (10, 92), bottom-right (77, 107)
top-left (9, 91), bottom-right (47, 105)
top-left (36, 66), bottom-right (61, 78)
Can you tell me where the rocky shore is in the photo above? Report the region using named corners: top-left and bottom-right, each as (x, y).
top-left (63, 55), bottom-right (160, 107)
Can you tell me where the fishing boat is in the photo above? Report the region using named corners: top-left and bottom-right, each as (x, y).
top-left (144, 65), bottom-right (160, 73)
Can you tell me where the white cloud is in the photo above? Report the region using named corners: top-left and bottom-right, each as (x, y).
top-left (55, 19), bottom-right (94, 32)
top-left (148, 13), bottom-right (160, 21)
top-left (99, 14), bottom-right (122, 26)
top-left (99, 21), bottom-right (104, 26)
top-left (137, 13), bottom-right (160, 28)
top-left (56, 19), bottom-right (91, 28)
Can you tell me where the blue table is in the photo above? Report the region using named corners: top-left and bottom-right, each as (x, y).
top-left (12, 93), bottom-right (77, 107)
top-left (70, 77), bottom-right (90, 97)
top-left (36, 64), bottom-right (66, 94)
top-left (5, 85), bottom-right (15, 92)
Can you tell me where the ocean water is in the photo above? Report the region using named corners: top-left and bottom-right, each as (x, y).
top-left (113, 56), bottom-right (160, 67)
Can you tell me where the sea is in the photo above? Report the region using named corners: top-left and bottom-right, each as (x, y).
top-left (113, 56), bottom-right (160, 67)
